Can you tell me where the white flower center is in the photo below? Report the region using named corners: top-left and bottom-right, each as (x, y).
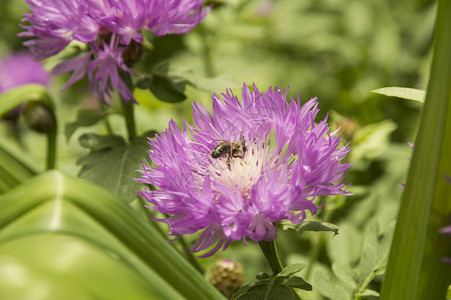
top-left (204, 141), bottom-right (277, 197)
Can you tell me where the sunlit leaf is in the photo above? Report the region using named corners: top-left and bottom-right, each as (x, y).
top-left (278, 220), bottom-right (339, 235)
top-left (351, 120), bottom-right (397, 162)
top-left (0, 171), bottom-right (225, 300)
top-left (357, 222), bottom-right (395, 287)
top-left (0, 84), bottom-right (49, 116)
top-left (371, 87), bottom-right (425, 103)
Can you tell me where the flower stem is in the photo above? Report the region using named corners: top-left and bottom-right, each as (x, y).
top-left (46, 126), bottom-right (57, 170)
top-left (199, 24), bottom-right (214, 77)
top-left (121, 100), bottom-right (136, 141)
top-left (99, 101), bottom-right (113, 135)
top-left (259, 240), bottom-right (284, 275)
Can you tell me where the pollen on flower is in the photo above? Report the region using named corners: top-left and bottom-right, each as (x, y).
top-left (206, 141), bottom-right (276, 197)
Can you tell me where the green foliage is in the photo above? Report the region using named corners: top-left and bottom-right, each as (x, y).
top-left (76, 133), bottom-right (152, 202)
top-left (278, 220), bottom-right (339, 236)
top-left (0, 0), bottom-right (442, 298)
top-left (137, 64), bottom-right (188, 103)
top-left (0, 142), bottom-right (37, 194)
top-left (312, 221), bottom-right (395, 300)
top-left (0, 171), bottom-right (225, 300)
top-left (380, 0), bottom-right (451, 298)
top-left (371, 87), bottom-right (425, 103)
top-left (65, 108), bottom-right (107, 141)
top-left (232, 264), bottom-right (311, 300)
top-left (0, 84), bottom-right (50, 116)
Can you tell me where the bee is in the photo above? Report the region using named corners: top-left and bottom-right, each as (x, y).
top-left (211, 136), bottom-right (246, 166)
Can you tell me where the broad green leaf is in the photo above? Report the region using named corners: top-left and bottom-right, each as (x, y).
top-left (381, 1), bottom-right (451, 299)
top-left (278, 220), bottom-right (339, 235)
top-left (77, 133), bottom-right (150, 202)
top-left (312, 264), bottom-right (352, 300)
top-left (0, 171), bottom-right (225, 300)
top-left (232, 264), bottom-right (309, 300)
top-left (65, 108), bottom-right (107, 141)
top-left (331, 263), bottom-right (357, 290)
top-left (232, 282), bottom-right (267, 300)
top-left (351, 120), bottom-right (397, 162)
top-left (0, 84), bottom-right (49, 116)
top-left (326, 222), bottom-right (362, 266)
top-left (0, 234), bottom-right (172, 300)
top-left (371, 87), bottom-right (425, 103)
top-left (357, 222), bottom-right (395, 291)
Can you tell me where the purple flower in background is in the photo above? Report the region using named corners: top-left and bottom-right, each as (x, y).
top-left (20, 0), bottom-right (209, 104)
top-left (136, 83), bottom-right (351, 257)
top-left (0, 52), bottom-right (50, 117)
top-left (0, 52), bottom-right (50, 93)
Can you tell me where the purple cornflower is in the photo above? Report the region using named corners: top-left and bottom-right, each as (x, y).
top-left (137, 83), bottom-right (351, 257)
top-left (0, 52), bottom-right (50, 117)
top-left (20, 0), bottom-right (208, 104)
top-left (0, 52), bottom-right (50, 93)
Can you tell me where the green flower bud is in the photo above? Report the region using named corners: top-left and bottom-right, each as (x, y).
top-left (23, 100), bottom-right (56, 133)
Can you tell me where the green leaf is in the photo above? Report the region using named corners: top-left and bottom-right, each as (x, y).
top-left (357, 289), bottom-right (380, 299)
top-left (256, 272), bottom-right (271, 280)
top-left (65, 108), bottom-right (106, 141)
top-left (283, 276), bottom-right (312, 291)
top-left (168, 67), bottom-right (241, 93)
top-left (380, 1), bottom-right (451, 299)
top-left (0, 171), bottom-right (225, 300)
top-left (233, 264), bottom-right (309, 300)
top-left (232, 282), bottom-right (268, 300)
top-left (76, 133), bottom-right (150, 202)
top-left (139, 64), bottom-right (187, 103)
top-left (0, 142), bottom-right (38, 194)
top-left (312, 264), bottom-right (353, 300)
top-left (351, 120), bottom-right (397, 162)
top-left (234, 283), bottom-right (295, 300)
top-left (148, 75), bottom-right (186, 103)
top-left (371, 87), bottom-right (425, 103)
top-left (331, 263), bottom-right (357, 290)
top-left (0, 84), bottom-right (49, 116)
top-left (357, 222), bottom-right (395, 288)
top-left (78, 133), bottom-right (125, 151)
top-left (326, 222), bottom-right (362, 266)
top-left (277, 263), bottom-right (308, 277)
top-left (278, 220), bottom-right (339, 235)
